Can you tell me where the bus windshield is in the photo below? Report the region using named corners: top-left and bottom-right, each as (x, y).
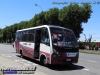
top-left (50, 27), bottom-right (78, 48)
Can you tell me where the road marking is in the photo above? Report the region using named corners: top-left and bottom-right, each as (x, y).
top-left (12, 51), bottom-right (15, 52)
top-left (1, 54), bottom-right (38, 66)
top-left (12, 54), bottom-right (16, 56)
top-left (23, 63), bottom-right (31, 66)
top-left (1, 54), bottom-right (15, 57)
top-left (79, 59), bottom-right (97, 63)
top-left (21, 60), bottom-right (27, 61)
top-left (14, 60), bottom-right (20, 62)
top-left (82, 68), bottom-right (90, 71)
top-left (32, 63), bottom-right (38, 66)
top-left (27, 61), bottom-right (32, 63)
top-left (87, 60), bottom-right (97, 63)
top-left (5, 55), bottom-right (12, 57)
top-left (1, 54), bottom-right (5, 56)
top-left (20, 62), bottom-right (25, 64)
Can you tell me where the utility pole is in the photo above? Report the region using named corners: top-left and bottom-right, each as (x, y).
top-left (35, 4), bottom-right (43, 25)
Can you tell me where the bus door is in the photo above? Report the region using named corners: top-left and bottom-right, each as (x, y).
top-left (40, 28), bottom-right (51, 63)
top-left (34, 29), bottom-right (42, 59)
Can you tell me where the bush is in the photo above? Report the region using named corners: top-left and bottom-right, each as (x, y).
top-left (79, 46), bottom-right (85, 49)
top-left (78, 41), bottom-right (85, 49)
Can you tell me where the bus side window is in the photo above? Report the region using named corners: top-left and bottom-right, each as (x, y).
top-left (15, 32), bottom-right (20, 41)
top-left (22, 34), bottom-right (28, 41)
top-left (15, 32), bottom-right (18, 41)
top-left (41, 28), bottom-right (50, 45)
top-left (27, 34), bottom-right (35, 42)
top-left (27, 29), bottom-right (35, 42)
top-left (18, 32), bottom-right (21, 41)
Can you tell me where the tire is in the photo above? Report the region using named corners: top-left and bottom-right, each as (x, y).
top-left (43, 58), bottom-right (47, 65)
top-left (40, 56), bottom-right (47, 66)
top-left (20, 50), bottom-right (23, 58)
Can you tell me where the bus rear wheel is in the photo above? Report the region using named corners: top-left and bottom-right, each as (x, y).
top-left (20, 50), bottom-right (23, 58)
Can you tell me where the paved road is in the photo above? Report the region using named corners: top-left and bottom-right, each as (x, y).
top-left (0, 44), bottom-right (100, 75)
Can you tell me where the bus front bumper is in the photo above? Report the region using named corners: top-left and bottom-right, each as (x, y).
top-left (51, 56), bottom-right (79, 65)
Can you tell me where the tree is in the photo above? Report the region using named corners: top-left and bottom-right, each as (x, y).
top-left (58, 4), bottom-right (92, 38)
top-left (0, 4), bottom-right (92, 42)
top-left (45, 8), bottom-right (60, 25)
top-left (90, 42), bottom-right (96, 47)
top-left (0, 28), bottom-right (3, 42)
top-left (78, 41), bottom-right (85, 49)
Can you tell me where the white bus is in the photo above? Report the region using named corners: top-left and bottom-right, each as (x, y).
top-left (15, 25), bottom-right (79, 65)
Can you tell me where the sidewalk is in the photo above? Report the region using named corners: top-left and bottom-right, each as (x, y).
top-left (0, 55), bottom-right (47, 75)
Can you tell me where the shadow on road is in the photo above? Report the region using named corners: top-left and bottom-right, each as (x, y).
top-left (47, 64), bottom-right (85, 71)
top-left (16, 55), bottom-right (41, 64)
top-left (16, 55), bottom-right (85, 71)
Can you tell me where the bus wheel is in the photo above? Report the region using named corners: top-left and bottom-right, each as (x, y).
top-left (40, 56), bottom-right (47, 66)
top-left (20, 50), bottom-right (23, 58)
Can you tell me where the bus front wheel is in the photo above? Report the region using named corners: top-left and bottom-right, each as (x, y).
top-left (40, 56), bottom-right (47, 66)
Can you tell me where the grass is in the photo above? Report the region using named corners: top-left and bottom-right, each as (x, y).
top-left (79, 49), bottom-right (100, 55)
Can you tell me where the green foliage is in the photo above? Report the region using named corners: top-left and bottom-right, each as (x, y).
top-left (90, 42), bottom-right (96, 47)
top-left (78, 41), bottom-right (85, 49)
top-left (58, 4), bottom-right (92, 38)
top-left (45, 8), bottom-right (60, 25)
top-left (78, 41), bottom-right (84, 47)
top-left (0, 29), bottom-right (3, 41)
top-left (0, 4), bottom-right (92, 43)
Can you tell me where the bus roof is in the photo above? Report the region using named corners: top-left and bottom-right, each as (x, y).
top-left (16, 25), bottom-right (71, 32)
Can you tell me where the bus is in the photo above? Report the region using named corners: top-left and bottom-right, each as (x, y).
top-left (14, 25), bottom-right (79, 65)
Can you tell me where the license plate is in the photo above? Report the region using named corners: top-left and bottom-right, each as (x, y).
top-left (66, 59), bottom-right (71, 61)
top-left (67, 52), bottom-right (77, 57)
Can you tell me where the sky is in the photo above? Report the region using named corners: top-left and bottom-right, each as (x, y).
top-left (0, 0), bottom-right (100, 42)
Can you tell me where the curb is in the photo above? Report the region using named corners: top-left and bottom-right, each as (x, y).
top-left (0, 55), bottom-right (46, 75)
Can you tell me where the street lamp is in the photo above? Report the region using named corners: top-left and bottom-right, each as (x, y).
top-left (35, 4), bottom-right (43, 25)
